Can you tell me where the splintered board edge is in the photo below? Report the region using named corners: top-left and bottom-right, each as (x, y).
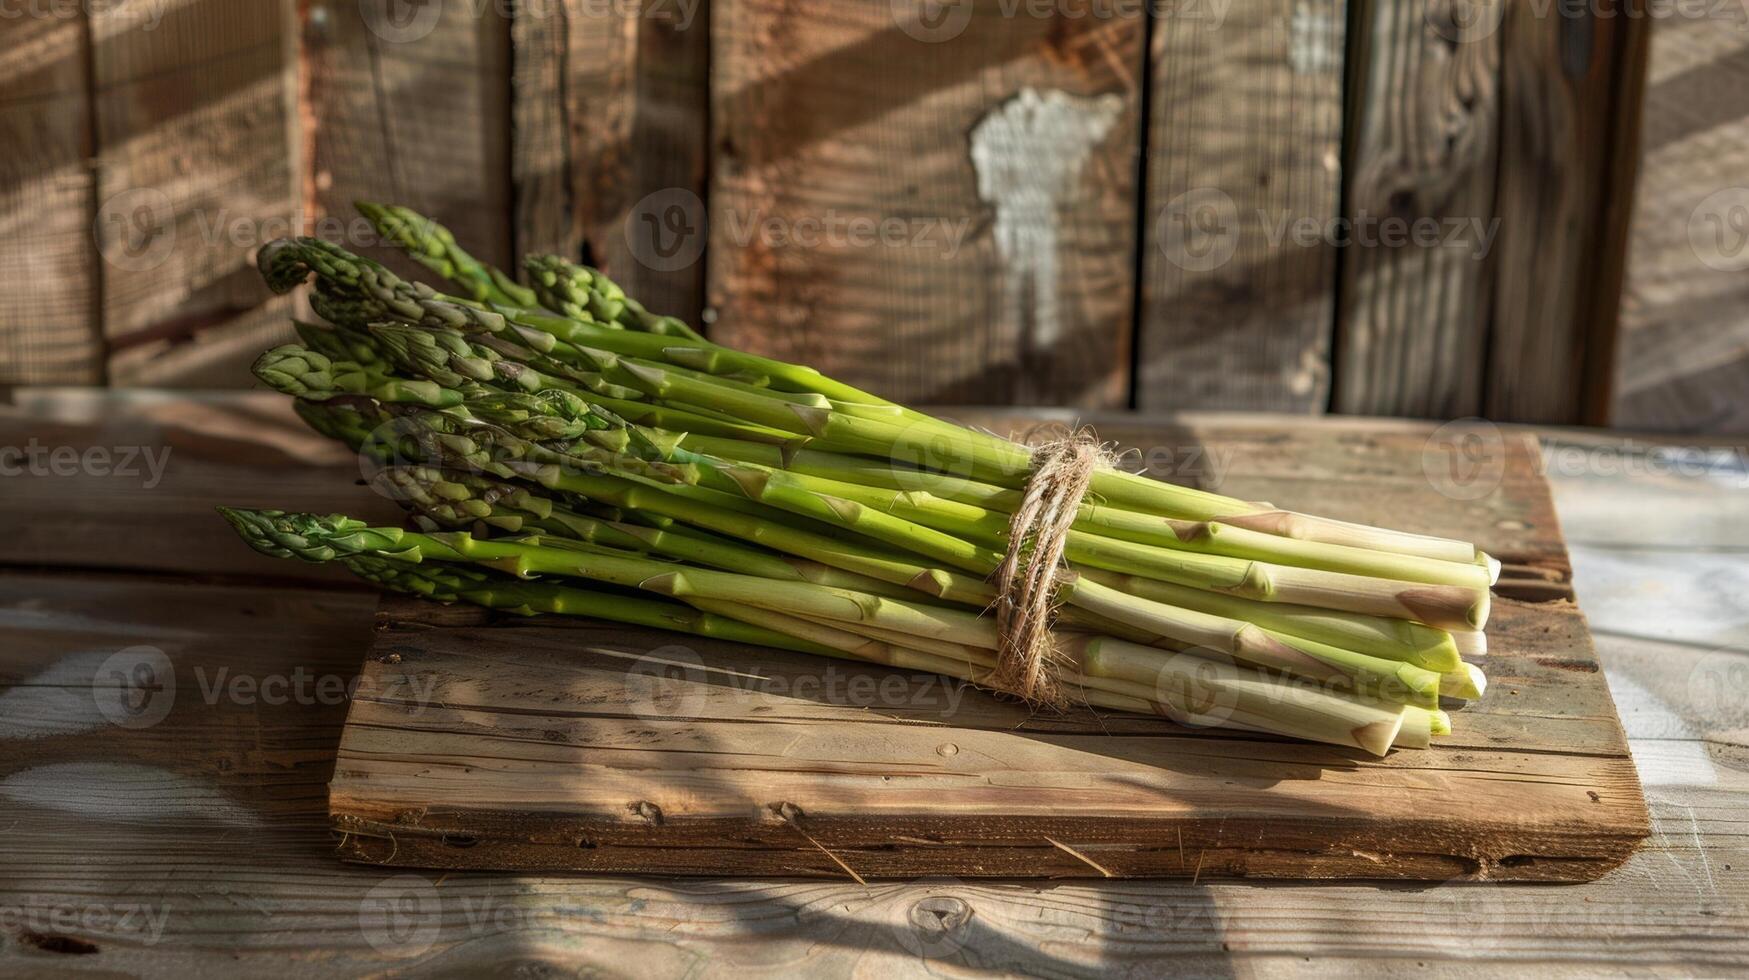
top-left (328, 424), bottom-right (1648, 881)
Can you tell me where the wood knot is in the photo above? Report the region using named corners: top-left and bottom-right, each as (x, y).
top-left (628, 800), bottom-right (664, 826)
top-left (907, 896), bottom-right (972, 942)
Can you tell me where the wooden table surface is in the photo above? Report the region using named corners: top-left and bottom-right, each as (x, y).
top-left (1, 390), bottom-right (1744, 977)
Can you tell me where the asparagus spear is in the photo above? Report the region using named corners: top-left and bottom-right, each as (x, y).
top-left (347, 554), bottom-right (1429, 757)
top-left (258, 232), bottom-right (1492, 568)
top-left (243, 218), bottom-right (1494, 750)
top-left (354, 201), bottom-right (538, 308)
top-left (342, 554), bottom-right (839, 656)
top-left (524, 253), bottom-right (707, 342)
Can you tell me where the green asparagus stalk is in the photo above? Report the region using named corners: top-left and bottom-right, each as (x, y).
top-left (245, 219), bottom-right (1495, 750)
top-left (222, 508), bottom-right (1442, 707)
top-left (524, 254), bottom-right (707, 341)
top-left (266, 231), bottom-right (1487, 568)
top-left (342, 554), bottom-right (840, 657)
top-left (717, 601), bottom-right (1426, 755)
top-left (354, 201), bottom-right (539, 308)
top-left (269, 346), bottom-right (1487, 629)
top-left (345, 554), bottom-right (1434, 756)
top-left (377, 465), bottom-right (937, 603)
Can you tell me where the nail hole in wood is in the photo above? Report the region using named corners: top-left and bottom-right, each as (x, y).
top-left (17, 933), bottom-right (100, 955)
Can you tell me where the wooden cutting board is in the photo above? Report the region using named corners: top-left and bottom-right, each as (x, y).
top-left (328, 415), bottom-right (1649, 881)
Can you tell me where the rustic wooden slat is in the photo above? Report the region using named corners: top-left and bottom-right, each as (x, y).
top-left (91, 0), bottom-right (301, 386)
top-left (1136, 0), bottom-right (1346, 412)
top-left (304, 0), bottom-right (513, 281)
top-left (0, 11), bottom-right (102, 383)
top-left (1485, 0), bottom-right (1650, 424)
top-left (1333, 0), bottom-right (1501, 418)
top-left (0, 399), bottom-right (1741, 974)
top-left (0, 390), bottom-right (398, 581)
top-left (1611, 13), bottom-right (1749, 433)
top-left (512, 0), bottom-right (711, 324)
top-left (709, 2), bottom-right (1142, 407)
top-left (327, 415), bottom-right (1645, 881)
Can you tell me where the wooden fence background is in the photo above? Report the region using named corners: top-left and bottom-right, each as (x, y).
top-left (4, 0), bottom-right (1732, 431)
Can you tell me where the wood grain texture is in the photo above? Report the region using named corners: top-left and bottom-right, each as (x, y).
top-left (512, 0), bottom-right (711, 323)
top-left (709, 1), bottom-right (1142, 407)
top-left (0, 11), bottom-right (102, 383)
top-left (1136, 0), bottom-right (1346, 412)
top-left (1612, 10), bottom-right (1749, 433)
top-left (329, 415), bottom-right (1645, 881)
top-left (1485, 0), bottom-right (1649, 424)
top-left (0, 389), bottom-right (399, 582)
top-left (92, 0), bottom-right (301, 386)
top-left (305, 0), bottom-right (513, 284)
top-left (0, 396), bottom-right (1741, 976)
top-left (1334, 0), bottom-right (1501, 418)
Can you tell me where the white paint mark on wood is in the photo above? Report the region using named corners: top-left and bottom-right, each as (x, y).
top-left (0, 763), bottom-right (258, 827)
top-left (971, 88), bottom-right (1123, 350)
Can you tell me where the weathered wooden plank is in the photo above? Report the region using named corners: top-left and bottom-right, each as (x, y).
top-left (0, 408), bottom-right (1742, 975)
top-left (304, 0), bottom-right (513, 282)
top-left (0, 11), bottom-right (102, 383)
top-left (1485, 0), bottom-right (1650, 423)
top-left (327, 416), bottom-right (1644, 881)
top-left (1333, 0), bottom-right (1501, 418)
top-left (0, 390), bottom-right (398, 581)
top-left (1137, 0), bottom-right (1346, 412)
top-left (709, 2), bottom-right (1142, 407)
top-left (92, 0), bottom-right (301, 386)
top-left (1611, 12), bottom-right (1749, 433)
top-left (512, 0), bottom-right (711, 324)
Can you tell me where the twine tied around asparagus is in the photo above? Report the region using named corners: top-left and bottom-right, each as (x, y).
top-left (990, 427), bottom-right (1112, 708)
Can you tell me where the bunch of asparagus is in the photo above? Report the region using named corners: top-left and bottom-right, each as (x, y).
top-left (221, 203), bottom-right (1493, 757)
